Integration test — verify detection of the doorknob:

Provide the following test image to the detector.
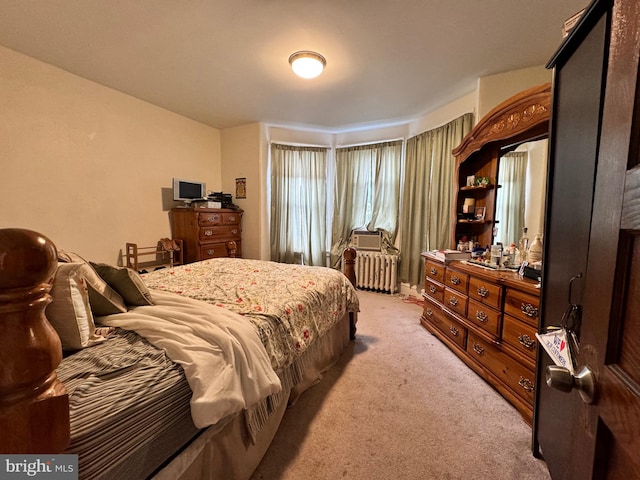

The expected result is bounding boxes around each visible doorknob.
[545,365,596,404]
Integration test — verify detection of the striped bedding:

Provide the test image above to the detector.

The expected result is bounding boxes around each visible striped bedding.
[58,330,199,480]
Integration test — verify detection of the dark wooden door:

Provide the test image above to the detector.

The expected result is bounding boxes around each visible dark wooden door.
[535,0,640,478]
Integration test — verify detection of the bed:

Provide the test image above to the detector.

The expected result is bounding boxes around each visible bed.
[0,228,359,479]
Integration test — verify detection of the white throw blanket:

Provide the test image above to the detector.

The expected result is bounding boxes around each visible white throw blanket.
[99,290,282,428]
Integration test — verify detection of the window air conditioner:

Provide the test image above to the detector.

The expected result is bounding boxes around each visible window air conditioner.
[351,230,382,251]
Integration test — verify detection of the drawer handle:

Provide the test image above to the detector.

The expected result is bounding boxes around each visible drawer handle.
[426,308,433,317]
[449,326,459,337]
[521,303,539,318]
[518,334,536,349]
[207,249,215,255]
[449,297,459,307]
[229,216,236,222]
[518,376,535,393]
[231,229,238,234]
[477,286,489,297]
[472,343,484,356]
[475,310,488,323]
[429,285,437,294]
[204,230,213,236]
[450,275,460,285]
[430,267,438,275]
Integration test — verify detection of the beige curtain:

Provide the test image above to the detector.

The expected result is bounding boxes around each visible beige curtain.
[399,113,474,287]
[330,140,402,266]
[495,151,528,246]
[270,144,327,266]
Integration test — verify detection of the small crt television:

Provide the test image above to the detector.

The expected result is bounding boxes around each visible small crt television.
[173,178,206,205]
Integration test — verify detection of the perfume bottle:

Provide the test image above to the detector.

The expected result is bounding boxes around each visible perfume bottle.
[518,227,530,263]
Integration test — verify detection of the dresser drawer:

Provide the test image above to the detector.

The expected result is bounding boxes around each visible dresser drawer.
[467,332,535,405]
[502,314,538,363]
[443,287,468,317]
[200,243,230,259]
[425,278,444,304]
[467,298,501,337]
[198,212,223,226]
[199,225,242,242]
[425,299,466,349]
[425,260,445,283]
[445,268,469,294]
[468,276,502,310]
[504,289,540,327]
[222,212,242,225]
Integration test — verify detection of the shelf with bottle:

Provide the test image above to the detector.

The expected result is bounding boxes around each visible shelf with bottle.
[460,184,500,192]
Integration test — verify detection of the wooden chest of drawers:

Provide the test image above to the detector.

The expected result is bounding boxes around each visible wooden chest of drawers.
[420,253,540,424]
[170,207,243,263]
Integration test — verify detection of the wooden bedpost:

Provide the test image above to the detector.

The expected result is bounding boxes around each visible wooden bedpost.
[0,229,70,453]
[343,247,357,339]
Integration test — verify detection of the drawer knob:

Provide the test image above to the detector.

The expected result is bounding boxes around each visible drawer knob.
[426,308,433,317]
[518,376,535,393]
[449,326,459,337]
[430,267,438,275]
[450,275,460,285]
[449,297,459,307]
[477,286,489,297]
[229,216,236,222]
[518,334,536,349]
[207,249,215,255]
[204,230,213,236]
[476,310,488,323]
[521,303,539,318]
[472,343,484,356]
[429,285,437,294]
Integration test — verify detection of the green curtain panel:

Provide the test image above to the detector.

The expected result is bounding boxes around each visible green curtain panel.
[399,113,474,288]
[270,144,327,266]
[494,151,527,247]
[330,140,402,267]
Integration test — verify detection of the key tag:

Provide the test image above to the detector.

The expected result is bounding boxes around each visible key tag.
[535,274,583,374]
[536,328,575,374]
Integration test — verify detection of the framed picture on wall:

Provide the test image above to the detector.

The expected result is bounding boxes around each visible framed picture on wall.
[235,178,246,199]
[475,207,486,221]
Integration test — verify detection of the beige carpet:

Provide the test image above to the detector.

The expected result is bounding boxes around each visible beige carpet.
[250,290,551,480]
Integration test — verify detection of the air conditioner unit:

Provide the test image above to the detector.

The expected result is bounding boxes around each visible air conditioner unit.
[351,230,382,251]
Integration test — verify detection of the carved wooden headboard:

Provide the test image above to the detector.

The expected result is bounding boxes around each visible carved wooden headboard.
[0,229,70,453]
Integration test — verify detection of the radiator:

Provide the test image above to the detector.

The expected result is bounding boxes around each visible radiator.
[354,252,399,294]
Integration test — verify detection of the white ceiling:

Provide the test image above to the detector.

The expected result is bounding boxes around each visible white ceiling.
[0,0,587,132]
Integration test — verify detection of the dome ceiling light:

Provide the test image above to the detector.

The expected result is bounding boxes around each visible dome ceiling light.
[288,51,326,79]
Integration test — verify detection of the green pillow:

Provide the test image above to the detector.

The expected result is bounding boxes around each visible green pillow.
[91,262,154,306]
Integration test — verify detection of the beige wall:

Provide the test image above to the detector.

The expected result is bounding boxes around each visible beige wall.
[221,122,263,260]
[0,46,222,264]
[476,65,551,119]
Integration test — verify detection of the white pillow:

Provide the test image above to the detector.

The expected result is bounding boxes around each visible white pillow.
[46,263,107,351]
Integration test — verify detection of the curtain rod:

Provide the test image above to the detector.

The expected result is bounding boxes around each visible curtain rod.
[336,137,405,149]
[270,140,332,149]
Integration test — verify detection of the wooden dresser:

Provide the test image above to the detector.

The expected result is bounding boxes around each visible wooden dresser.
[170,207,243,263]
[420,253,540,423]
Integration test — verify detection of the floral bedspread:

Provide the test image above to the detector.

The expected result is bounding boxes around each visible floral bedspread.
[141,258,359,370]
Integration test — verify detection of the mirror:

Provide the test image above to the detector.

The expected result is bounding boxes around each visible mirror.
[451,83,551,250]
[494,139,548,248]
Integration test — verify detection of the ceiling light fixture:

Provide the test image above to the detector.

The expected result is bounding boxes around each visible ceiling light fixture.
[288,51,326,79]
